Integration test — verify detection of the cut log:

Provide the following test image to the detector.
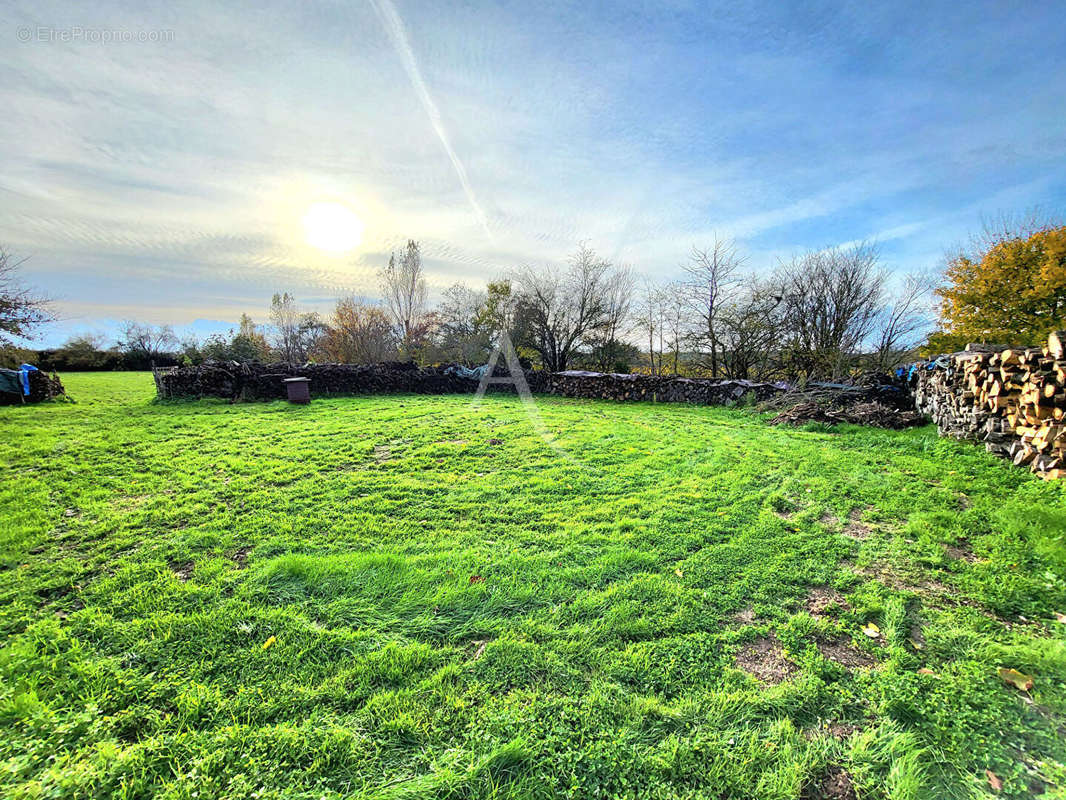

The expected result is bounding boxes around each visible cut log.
[1049,330,1066,360]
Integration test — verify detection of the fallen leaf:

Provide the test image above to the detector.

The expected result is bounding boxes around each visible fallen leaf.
[985,769,1002,792]
[1054,612,1066,624]
[862,623,881,638]
[469,575,484,584]
[261,635,276,651]
[917,668,938,677]
[998,667,1034,691]
[675,568,684,578]
[470,640,487,660]
[909,636,925,651]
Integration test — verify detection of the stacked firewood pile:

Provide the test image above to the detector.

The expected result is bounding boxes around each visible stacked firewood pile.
[758,380,913,412]
[154,361,548,401]
[0,369,66,405]
[768,401,923,429]
[914,331,1066,479]
[549,371,785,405]
[28,370,66,403]
[762,372,920,429]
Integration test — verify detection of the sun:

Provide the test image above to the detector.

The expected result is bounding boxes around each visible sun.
[302,201,364,252]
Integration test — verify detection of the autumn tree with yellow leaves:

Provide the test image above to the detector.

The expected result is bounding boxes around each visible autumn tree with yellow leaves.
[926,223,1066,353]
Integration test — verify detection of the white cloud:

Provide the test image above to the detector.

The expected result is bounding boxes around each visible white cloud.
[1,0,1064,347]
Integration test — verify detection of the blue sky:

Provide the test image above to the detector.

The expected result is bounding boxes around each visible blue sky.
[3,0,1065,347]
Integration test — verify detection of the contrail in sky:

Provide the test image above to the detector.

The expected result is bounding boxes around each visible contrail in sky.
[369,0,494,242]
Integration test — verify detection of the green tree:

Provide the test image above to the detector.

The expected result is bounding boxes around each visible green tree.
[926,224,1066,352]
[230,314,272,361]
[54,334,111,369]
[200,315,272,362]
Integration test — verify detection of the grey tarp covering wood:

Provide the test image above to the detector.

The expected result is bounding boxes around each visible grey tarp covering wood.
[0,368,23,396]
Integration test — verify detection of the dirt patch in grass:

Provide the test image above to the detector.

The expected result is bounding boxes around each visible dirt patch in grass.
[170,560,194,581]
[945,542,979,563]
[802,767,857,800]
[815,634,878,668]
[231,547,252,568]
[805,722,863,740]
[854,560,951,598]
[819,511,837,525]
[806,587,849,618]
[372,446,392,463]
[731,607,756,625]
[36,584,73,604]
[843,508,872,540]
[736,636,796,684]
[828,722,861,739]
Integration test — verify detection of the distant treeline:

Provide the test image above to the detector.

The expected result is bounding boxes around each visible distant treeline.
[21,239,931,380]
[8,217,1064,380]
[34,346,181,372]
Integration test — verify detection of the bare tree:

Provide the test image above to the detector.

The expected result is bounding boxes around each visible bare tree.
[511,243,620,372]
[436,282,490,363]
[776,242,886,379]
[661,282,688,376]
[683,238,745,377]
[379,240,428,359]
[635,279,666,375]
[117,321,178,366]
[0,246,52,346]
[716,279,785,379]
[269,292,301,362]
[295,314,326,362]
[870,271,935,372]
[587,265,634,371]
[970,208,1062,256]
[321,298,397,363]
[269,293,323,363]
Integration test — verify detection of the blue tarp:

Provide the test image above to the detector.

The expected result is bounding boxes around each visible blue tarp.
[899,357,949,382]
[19,363,37,395]
[445,364,490,379]
[0,364,40,396]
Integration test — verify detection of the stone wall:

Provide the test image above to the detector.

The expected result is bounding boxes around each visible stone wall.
[154,361,549,401]
[549,371,786,405]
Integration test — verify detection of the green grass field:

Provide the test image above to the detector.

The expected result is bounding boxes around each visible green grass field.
[2,372,1066,799]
